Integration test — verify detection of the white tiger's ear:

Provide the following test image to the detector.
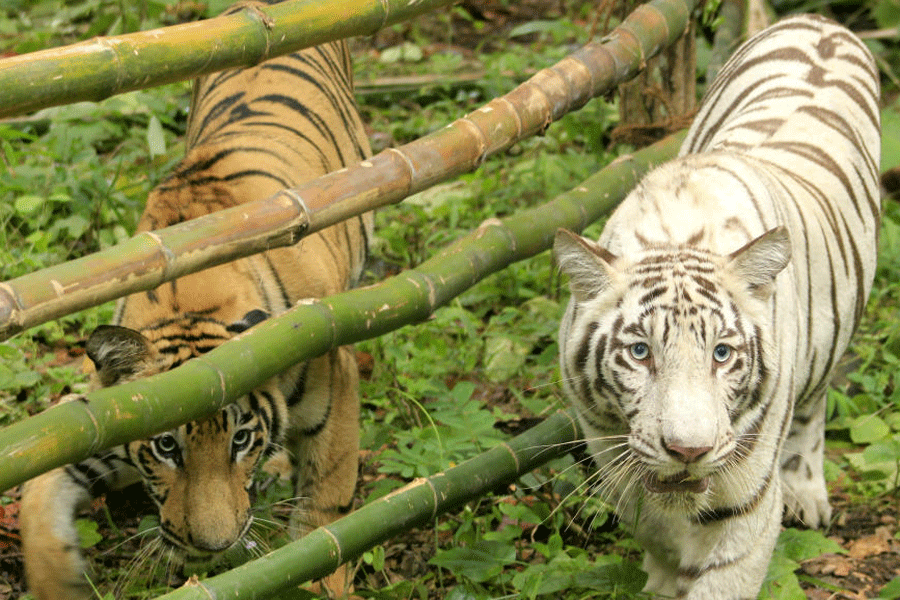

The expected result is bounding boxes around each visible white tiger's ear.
[727,227,791,301]
[86,325,157,387]
[553,228,618,303]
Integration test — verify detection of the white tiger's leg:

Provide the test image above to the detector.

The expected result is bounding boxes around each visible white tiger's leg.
[780,390,830,528]
[639,481,783,600]
[642,550,679,598]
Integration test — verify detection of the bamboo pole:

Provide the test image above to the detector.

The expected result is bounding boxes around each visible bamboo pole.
[155,411,580,599]
[0,0,456,119]
[0,0,698,341]
[0,131,685,495]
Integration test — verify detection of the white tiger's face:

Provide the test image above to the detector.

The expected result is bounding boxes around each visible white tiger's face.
[554,228,791,514]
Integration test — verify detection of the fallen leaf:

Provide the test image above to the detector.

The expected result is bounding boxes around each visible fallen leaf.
[847,532,891,559]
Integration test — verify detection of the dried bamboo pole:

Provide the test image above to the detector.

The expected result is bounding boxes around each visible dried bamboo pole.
[0,131,685,495]
[0,0,699,341]
[155,411,580,599]
[0,0,456,119]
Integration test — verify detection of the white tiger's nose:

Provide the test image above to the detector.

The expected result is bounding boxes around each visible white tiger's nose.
[658,376,721,464]
[664,440,713,463]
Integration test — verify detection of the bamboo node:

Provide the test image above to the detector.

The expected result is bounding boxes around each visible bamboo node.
[0,283,23,325]
[453,117,489,167]
[500,441,520,472]
[385,147,416,194]
[495,97,523,138]
[241,3,275,61]
[179,575,215,600]
[276,189,312,242]
[320,526,344,566]
[520,75,555,134]
[140,230,175,269]
[64,395,103,455]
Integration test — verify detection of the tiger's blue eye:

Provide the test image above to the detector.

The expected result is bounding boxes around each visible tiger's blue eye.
[629,342,650,361]
[713,344,732,363]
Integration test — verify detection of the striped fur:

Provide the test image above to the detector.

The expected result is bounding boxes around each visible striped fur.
[20,3,370,599]
[554,15,879,600]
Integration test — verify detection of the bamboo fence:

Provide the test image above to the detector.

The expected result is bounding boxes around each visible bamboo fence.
[0,0,697,594]
[0,129,684,494]
[0,0,698,341]
[156,411,581,599]
[0,0,458,119]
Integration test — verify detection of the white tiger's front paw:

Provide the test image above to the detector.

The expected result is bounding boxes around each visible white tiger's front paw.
[781,469,831,528]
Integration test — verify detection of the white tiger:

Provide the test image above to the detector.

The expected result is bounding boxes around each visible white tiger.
[554,14,880,599]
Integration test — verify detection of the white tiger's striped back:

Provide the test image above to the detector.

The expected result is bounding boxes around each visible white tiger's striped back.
[554,14,880,600]
[681,13,881,414]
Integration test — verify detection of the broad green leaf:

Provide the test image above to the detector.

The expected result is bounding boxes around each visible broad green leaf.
[449,380,476,403]
[75,518,103,549]
[429,540,516,583]
[444,588,481,600]
[379,42,423,64]
[850,414,891,444]
[0,344,21,360]
[14,194,44,215]
[483,335,529,382]
[759,567,805,600]
[863,437,900,464]
[777,528,845,562]
[509,20,558,38]
[880,575,900,599]
[881,103,900,172]
[574,559,647,593]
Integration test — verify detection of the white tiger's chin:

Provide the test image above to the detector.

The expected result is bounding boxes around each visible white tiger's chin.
[644,472,710,494]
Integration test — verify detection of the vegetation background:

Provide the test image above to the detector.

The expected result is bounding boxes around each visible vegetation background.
[0,0,899,598]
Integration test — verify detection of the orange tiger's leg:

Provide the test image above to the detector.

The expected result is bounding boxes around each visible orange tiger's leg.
[288,346,360,598]
[20,468,93,600]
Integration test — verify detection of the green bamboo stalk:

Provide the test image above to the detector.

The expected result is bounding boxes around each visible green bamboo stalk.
[0,0,456,119]
[0,0,699,341]
[156,411,580,599]
[0,130,685,495]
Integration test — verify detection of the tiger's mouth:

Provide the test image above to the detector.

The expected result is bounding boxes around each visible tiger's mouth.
[644,471,709,494]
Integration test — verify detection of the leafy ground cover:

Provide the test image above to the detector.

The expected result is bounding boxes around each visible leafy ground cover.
[1,0,899,599]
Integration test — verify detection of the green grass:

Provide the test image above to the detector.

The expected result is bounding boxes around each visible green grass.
[1,1,899,599]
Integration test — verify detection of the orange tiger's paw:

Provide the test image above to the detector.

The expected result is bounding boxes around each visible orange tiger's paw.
[21,521,92,600]
[20,472,92,600]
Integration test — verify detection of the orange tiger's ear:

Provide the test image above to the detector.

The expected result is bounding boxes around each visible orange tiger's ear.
[86,325,157,387]
[226,309,270,334]
[727,227,792,301]
[553,228,619,302]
